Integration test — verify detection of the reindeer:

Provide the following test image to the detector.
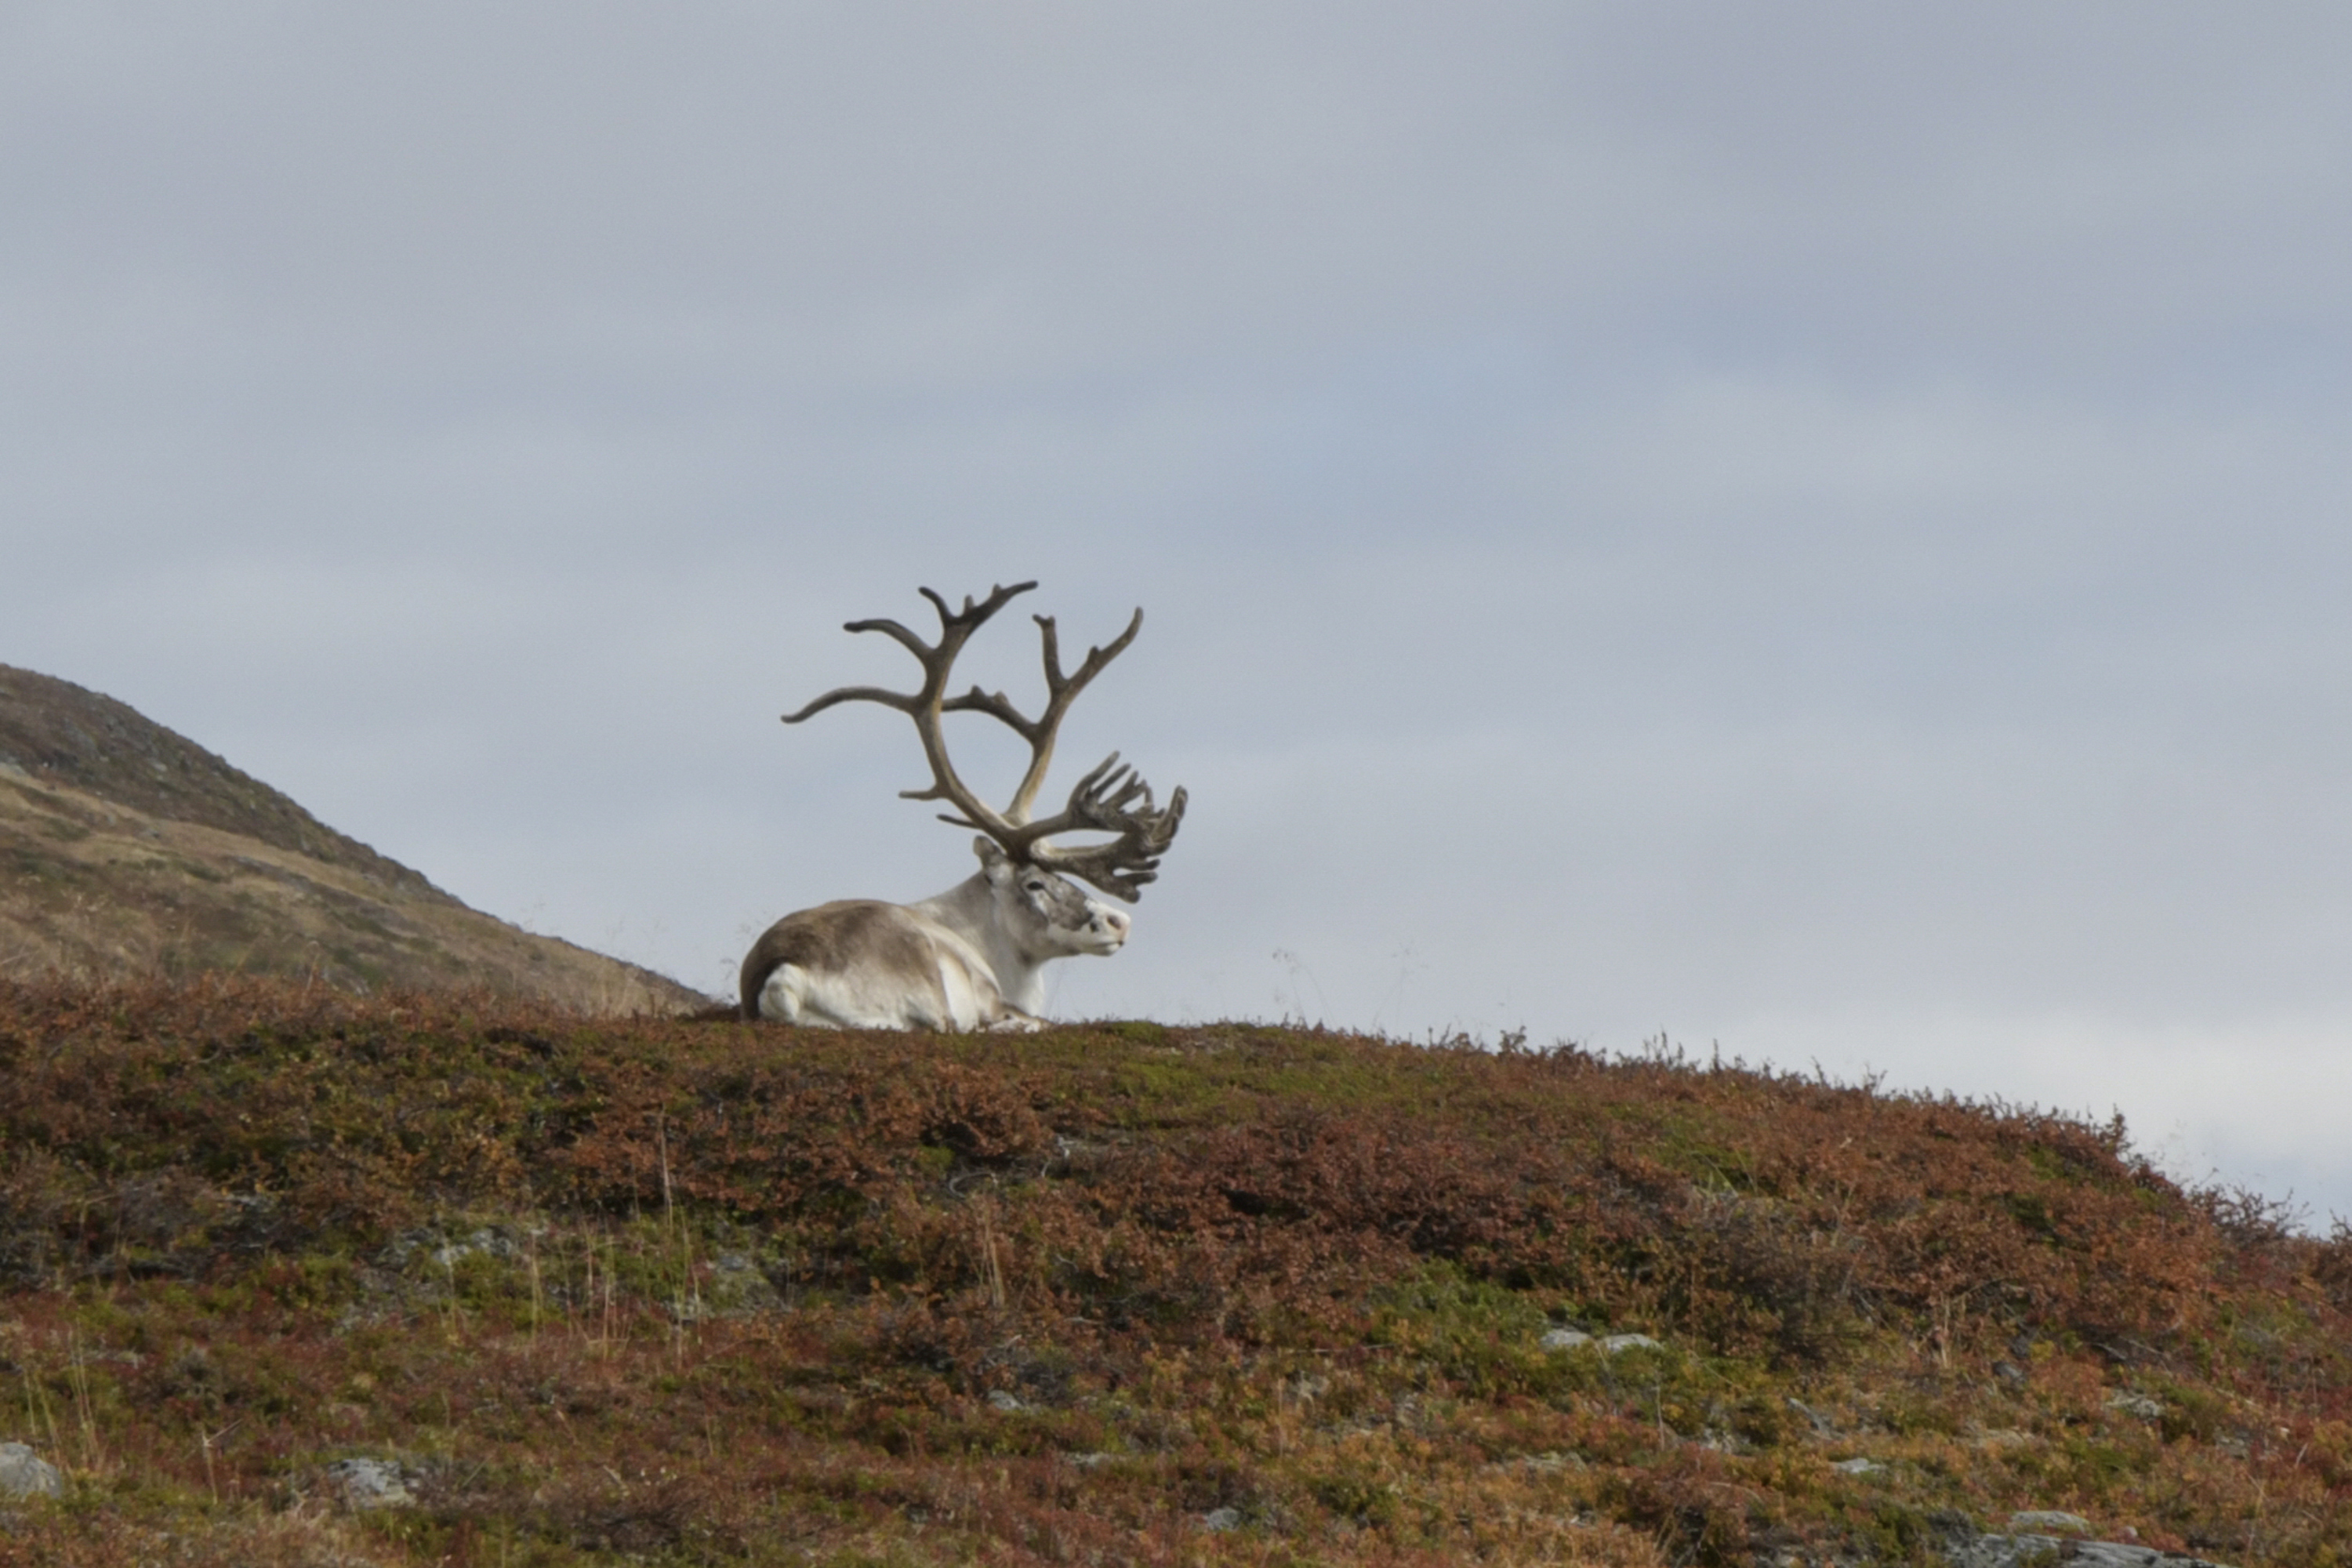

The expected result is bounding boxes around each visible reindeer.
[739,582,1185,1029]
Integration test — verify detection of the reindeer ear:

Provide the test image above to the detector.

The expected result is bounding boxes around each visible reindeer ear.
[972,836,1010,869]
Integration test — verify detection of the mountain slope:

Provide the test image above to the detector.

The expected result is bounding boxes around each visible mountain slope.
[0,664,440,898]
[0,665,702,1011]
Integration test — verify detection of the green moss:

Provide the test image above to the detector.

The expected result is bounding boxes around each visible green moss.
[1309,1465,1400,1528]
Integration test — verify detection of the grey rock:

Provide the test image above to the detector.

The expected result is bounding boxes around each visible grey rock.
[326,1457,415,1509]
[1946,1530,2234,1567]
[1831,1456,1882,1475]
[0,1443,61,1498]
[1787,1396,1839,1435]
[1200,1506,1243,1533]
[428,1227,514,1268]
[1540,1329,1666,1355]
[703,1252,785,1314]
[2107,1392,2165,1419]
[986,1389,1025,1412]
[2011,1512,2092,1534]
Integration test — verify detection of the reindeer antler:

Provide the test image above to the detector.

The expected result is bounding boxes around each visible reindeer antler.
[1020,752,1188,901]
[782,583,1186,902]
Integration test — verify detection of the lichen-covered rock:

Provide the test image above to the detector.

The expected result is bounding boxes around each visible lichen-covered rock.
[2010,1511,2093,1534]
[1539,1328,1664,1354]
[0,1442,60,1498]
[1946,1530,2232,1567]
[325,1457,415,1509]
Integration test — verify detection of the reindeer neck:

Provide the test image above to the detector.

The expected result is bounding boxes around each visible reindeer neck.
[911,873,1049,1011]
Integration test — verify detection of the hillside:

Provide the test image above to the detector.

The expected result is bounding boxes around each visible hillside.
[0,978,2344,1566]
[0,665,701,1012]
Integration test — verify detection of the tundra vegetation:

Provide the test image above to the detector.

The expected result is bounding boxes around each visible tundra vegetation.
[0,977,2348,1566]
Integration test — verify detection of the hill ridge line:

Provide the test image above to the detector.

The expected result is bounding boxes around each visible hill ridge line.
[0,662,450,900]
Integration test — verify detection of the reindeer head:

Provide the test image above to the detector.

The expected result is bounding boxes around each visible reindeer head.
[782,581,1187,906]
[971,835,1132,964]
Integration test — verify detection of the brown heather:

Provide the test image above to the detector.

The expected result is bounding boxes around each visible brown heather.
[0,977,2345,1566]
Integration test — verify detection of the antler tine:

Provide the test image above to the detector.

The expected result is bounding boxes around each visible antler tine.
[939,684,1036,739]
[1019,751,1189,902]
[781,682,918,724]
[780,582,1041,844]
[1008,607,1145,822]
[922,581,1039,640]
[837,613,932,662]
[935,604,1146,826]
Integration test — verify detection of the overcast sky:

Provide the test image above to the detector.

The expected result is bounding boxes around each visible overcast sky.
[7,3,2350,1218]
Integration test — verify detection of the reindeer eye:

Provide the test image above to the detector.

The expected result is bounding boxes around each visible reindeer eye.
[1024,879,1047,893]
